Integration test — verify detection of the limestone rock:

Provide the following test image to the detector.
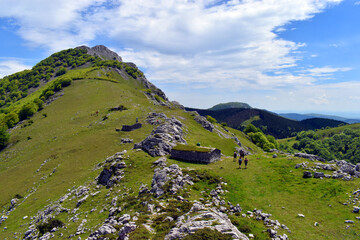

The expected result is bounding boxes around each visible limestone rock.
[134,114,186,157]
[194,115,214,132]
[165,202,248,240]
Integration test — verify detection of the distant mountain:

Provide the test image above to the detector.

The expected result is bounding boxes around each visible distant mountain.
[208,102,251,111]
[279,113,360,124]
[186,107,347,139]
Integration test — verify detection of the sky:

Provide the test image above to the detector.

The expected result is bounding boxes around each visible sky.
[0,0,360,118]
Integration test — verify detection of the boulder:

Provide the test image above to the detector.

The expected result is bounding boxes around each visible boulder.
[303,171,312,178]
[313,172,325,178]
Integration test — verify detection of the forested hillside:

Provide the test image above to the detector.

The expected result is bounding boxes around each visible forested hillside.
[280,124,360,164]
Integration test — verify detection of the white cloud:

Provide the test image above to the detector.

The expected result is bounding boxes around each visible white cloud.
[305,66,352,77]
[0,0,347,101]
[0,60,31,78]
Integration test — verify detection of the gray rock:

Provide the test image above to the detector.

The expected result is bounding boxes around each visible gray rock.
[118,222,136,240]
[153,157,167,168]
[134,115,186,157]
[78,45,122,62]
[98,169,113,186]
[353,206,360,213]
[303,171,312,178]
[194,115,214,132]
[76,195,88,207]
[313,172,325,178]
[165,202,248,240]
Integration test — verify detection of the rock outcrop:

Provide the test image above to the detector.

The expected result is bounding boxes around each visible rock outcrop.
[97,151,127,188]
[134,113,186,157]
[77,45,122,62]
[165,202,249,240]
[150,164,193,197]
[194,115,214,132]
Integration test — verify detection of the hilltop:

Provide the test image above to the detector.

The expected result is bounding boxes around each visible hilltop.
[0,46,360,240]
[208,102,252,111]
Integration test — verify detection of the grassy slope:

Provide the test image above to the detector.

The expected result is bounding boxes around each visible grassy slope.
[0,70,360,239]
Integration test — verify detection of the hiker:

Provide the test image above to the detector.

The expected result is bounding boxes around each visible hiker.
[244,157,249,169]
[233,151,237,162]
[239,149,245,160]
[238,155,242,169]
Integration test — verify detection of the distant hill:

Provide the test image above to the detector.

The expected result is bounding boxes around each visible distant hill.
[208,102,251,111]
[186,107,346,139]
[279,113,360,124]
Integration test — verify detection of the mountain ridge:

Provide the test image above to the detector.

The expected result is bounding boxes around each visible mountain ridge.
[186,107,346,138]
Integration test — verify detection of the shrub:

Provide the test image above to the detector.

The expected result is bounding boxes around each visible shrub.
[0,127,9,149]
[18,103,38,120]
[206,115,217,124]
[44,90,55,99]
[34,98,44,110]
[4,112,19,128]
[55,67,67,76]
[37,219,64,235]
[244,124,261,134]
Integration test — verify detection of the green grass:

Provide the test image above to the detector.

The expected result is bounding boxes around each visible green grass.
[172,144,214,152]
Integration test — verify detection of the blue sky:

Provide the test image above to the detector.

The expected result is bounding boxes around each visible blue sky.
[0,0,360,118]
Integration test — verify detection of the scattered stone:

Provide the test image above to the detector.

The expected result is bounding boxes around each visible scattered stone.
[297,214,305,218]
[121,138,133,144]
[345,220,354,223]
[353,207,360,213]
[294,153,325,162]
[314,222,319,227]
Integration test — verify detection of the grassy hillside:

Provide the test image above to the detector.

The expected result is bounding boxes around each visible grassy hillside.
[1,49,360,239]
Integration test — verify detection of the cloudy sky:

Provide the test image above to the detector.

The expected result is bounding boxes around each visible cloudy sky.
[0,0,360,117]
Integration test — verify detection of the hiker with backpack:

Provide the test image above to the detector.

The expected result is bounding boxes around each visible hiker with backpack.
[233,151,237,162]
[244,157,249,169]
[238,149,245,169]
